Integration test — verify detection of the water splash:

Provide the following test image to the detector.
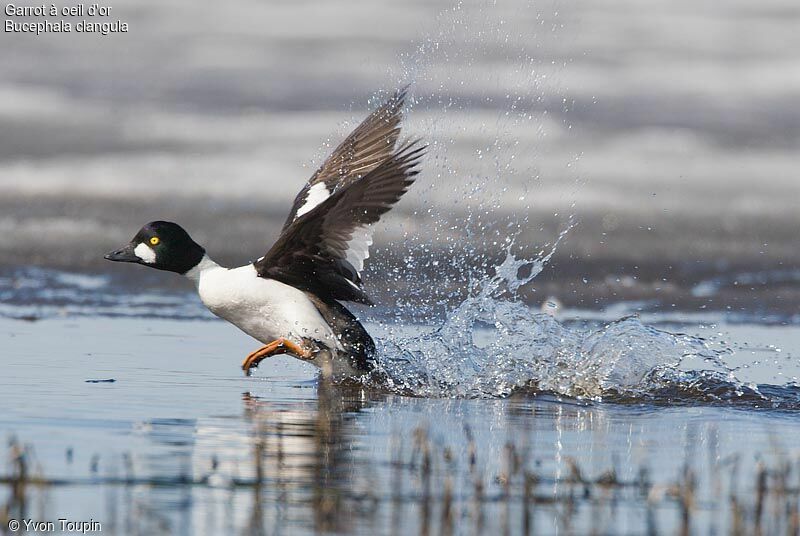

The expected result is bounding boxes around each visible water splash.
[369,243,759,401]
[359,2,777,403]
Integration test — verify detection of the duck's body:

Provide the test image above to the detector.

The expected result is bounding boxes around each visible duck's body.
[187,257,335,348]
[186,256,371,377]
[105,89,422,378]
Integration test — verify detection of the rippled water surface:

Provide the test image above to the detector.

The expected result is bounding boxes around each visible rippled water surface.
[2,0,799,532]
[1,276,799,534]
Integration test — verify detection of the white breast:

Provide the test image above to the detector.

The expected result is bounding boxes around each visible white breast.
[186,258,339,349]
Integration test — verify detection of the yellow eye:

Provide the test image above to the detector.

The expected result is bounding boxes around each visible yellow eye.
[149,236,160,246]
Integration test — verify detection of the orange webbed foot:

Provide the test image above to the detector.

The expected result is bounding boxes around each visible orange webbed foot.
[242,337,313,376]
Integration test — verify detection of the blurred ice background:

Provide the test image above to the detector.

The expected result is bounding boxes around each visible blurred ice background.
[1,0,798,311]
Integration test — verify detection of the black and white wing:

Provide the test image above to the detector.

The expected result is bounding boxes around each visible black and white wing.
[255,140,425,304]
[282,88,408,230]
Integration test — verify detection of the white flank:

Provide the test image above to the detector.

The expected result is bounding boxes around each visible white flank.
[294,182,330,219]
[185,257,342,351]
[345,225,374,274]
[133,242,157,264]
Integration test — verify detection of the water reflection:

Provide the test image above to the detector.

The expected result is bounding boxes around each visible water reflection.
[4,380,800,535]
[239,381,372,534]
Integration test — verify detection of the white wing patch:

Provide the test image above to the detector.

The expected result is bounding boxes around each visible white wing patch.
[344,225,374,274]
[134,242,157,264]
[295,182,330,220]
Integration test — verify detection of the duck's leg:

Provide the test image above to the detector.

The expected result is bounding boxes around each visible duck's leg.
[242,337,313,375]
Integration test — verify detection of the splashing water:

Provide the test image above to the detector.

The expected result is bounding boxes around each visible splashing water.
[363,219,789,403]
[373,246,735,400]
[356,2,800,406]
[370,242,799,404]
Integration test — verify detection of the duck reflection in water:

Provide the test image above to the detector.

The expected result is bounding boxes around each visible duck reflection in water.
[241,379,377,535]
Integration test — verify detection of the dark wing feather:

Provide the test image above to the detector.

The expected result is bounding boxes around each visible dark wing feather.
[304,292,376,372]
[256,141,425,303]
[282,87,409,230]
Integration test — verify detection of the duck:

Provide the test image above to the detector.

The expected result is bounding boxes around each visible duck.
[104,88,424,378]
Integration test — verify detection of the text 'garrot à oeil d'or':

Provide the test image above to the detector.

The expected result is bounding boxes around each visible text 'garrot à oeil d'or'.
[5,3,129,35]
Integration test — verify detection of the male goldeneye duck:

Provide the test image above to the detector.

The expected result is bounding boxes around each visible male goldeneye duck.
[105,89,424,379]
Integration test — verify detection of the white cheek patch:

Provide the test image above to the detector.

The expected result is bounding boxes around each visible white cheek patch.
[295,182,330,219]
[134,242,157,264]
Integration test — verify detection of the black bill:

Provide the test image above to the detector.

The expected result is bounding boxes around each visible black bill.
[104,243,141,263]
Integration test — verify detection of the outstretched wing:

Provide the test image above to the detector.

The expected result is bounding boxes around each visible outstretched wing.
[255,140,425,304]
[282,87,408,230]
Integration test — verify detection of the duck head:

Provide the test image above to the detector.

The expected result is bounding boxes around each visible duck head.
[104,221,205,274]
